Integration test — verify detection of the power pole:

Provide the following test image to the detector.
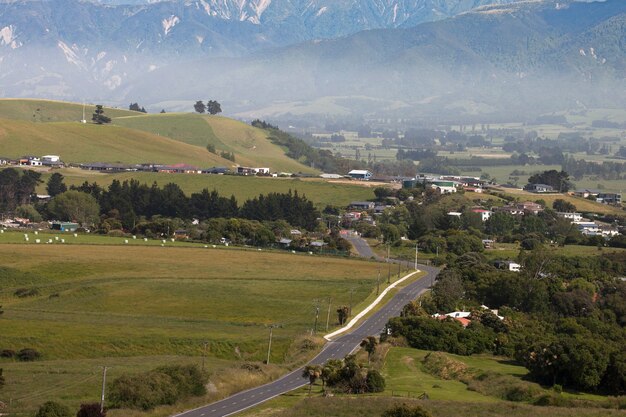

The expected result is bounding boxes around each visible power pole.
[349,288,355,317]
[325,297,332,331]
[387,262,391,284]
[377,268,381,295]
[202,341,209,372]
[313,302,320,335]
[397,260,401,278]
[415,243,418,270]
[266,326,274,365]
[100,366,108,414]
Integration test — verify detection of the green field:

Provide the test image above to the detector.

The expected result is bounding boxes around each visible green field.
[37,168,375,208]
[0,240,383,415]
[238,347,623,417]
[114,114,317,174]
[0,99,137,122]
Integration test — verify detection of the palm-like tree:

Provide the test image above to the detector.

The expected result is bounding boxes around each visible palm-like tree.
[302,364,322,395]
[360,336,378,364]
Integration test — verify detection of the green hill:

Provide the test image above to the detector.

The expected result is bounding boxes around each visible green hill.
[113,113,317,173]
[0,118,231,166]
[0,99,318,173]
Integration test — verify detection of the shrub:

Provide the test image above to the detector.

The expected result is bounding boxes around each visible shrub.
[366,370,386,393]
[0,349,15,358]
[76,403,106,417]
[35,401,72,417]
[421,352,469,380]
[17,348,41,361]
[381,403,432,417]
[14,287,39,298]
[108,365,206,410]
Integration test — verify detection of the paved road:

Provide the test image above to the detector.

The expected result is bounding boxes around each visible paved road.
[173,240,439,417]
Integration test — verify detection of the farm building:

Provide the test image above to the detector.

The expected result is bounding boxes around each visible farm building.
[51,222,79,232]
[348,170,373,180]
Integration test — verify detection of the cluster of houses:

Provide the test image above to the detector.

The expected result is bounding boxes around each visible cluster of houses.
[0,155,63,167]
[572,189,622,206]
[432,305,505,327]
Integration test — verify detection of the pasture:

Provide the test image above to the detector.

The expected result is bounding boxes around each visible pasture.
[37,168,375,208]
[0,241,382,415]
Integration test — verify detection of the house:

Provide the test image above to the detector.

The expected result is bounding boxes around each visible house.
[20,156,42,166]
[348,170,373,180]
[237,166,271,175]
[447,211,462,218]
[174,230,189,239]
[51,222,79,232]
[0,156,10,165]
[349,201,375,211]
[428,180,457,194]
[557,212,583,222]
[494,260,521,272]
[517,201,544,214]
[290,229,302,236]
[471,208,492,221]
[310,241,327,248]
[202,167,229,174]
[574,221,601,236]
[524,183,555,193]
[465,186,483,193]
[573,189,601,199]
[278,238,292,247]
[482,239,494,249]
[41,155,60,163]
[596,193,622,205]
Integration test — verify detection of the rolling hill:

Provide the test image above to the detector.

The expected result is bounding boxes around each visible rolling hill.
[0,99,317,172]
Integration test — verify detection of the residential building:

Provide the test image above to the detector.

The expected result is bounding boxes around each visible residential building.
[348,169,373,180]
[557,212,583,222]
[320,173,344,179]
[494,260,521,272]
[596,193,622,205]
[349,201,375,210]
[471,208,492,221]
[524,183,554,193]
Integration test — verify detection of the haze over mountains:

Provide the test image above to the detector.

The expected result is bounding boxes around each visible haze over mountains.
[0,0,624,120]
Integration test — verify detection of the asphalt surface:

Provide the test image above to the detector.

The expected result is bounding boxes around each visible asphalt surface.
[173,237,439,417]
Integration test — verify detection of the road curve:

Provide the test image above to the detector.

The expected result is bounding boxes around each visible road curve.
[173,246,439,417]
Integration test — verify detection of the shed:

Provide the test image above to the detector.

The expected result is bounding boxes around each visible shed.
[51,222,79,232]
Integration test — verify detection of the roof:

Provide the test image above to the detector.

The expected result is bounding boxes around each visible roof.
[278,238,292,244]
[348,170,372,175]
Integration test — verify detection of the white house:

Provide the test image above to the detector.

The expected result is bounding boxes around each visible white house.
[557,212,583,222]
[41,155,61,163]
[348,170,373,180]
[472,208,492,221]
[574,221,601,236]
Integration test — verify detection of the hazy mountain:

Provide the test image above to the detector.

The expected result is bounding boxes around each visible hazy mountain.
[0,0,624,119]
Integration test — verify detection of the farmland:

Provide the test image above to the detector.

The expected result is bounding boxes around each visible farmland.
[0,240,382,415]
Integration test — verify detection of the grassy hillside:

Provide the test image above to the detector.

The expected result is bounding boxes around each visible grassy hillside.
[0,238,381,415]
[38,168,374,207]
[113,113,318,173]
[0,99,138,122]
[0,118,231,166]
[0,99,317,173]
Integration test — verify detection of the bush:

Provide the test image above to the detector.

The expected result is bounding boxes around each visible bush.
[108,365,206,410]
[381,403,432,417]
[366,369,386,393]
[17,348,41,361]
[0,349,15,358]
[35,401,72,417]
[76,403,106,417]
[14,287,39,298]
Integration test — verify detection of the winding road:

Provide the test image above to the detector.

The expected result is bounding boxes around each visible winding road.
[172,236,439,417]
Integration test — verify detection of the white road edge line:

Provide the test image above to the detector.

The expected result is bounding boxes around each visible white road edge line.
[323,270,420,341]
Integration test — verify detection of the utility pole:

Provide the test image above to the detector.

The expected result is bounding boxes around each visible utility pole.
[100,366,108,414]
[397,260,401,278]
[377,268,381,295]
[313,302,320,335]
[415,243,418,270]
[349,288,355,317]
[387,262,391,284]
[201,341,209,372]
[325,297,332,331]
[266,326,274,364]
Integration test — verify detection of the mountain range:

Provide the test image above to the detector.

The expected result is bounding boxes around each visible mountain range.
[0,0,624,120]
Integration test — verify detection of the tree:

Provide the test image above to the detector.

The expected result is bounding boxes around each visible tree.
[92,105,111,124]
[193,101,206,113]
[552,199,576,212]
[206,100,222,115]
[485,211,516,236]
[337,305,349,325]
[76,403,106,417]
[302,364,322,395]
[0,368,4,390]
[360,336,378,364]
[47,190,100,226]
[15,204,42,222]
[365,369,385,392]
[35,401,72,417]
[527,170,571,192]
[47,173,67,197]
